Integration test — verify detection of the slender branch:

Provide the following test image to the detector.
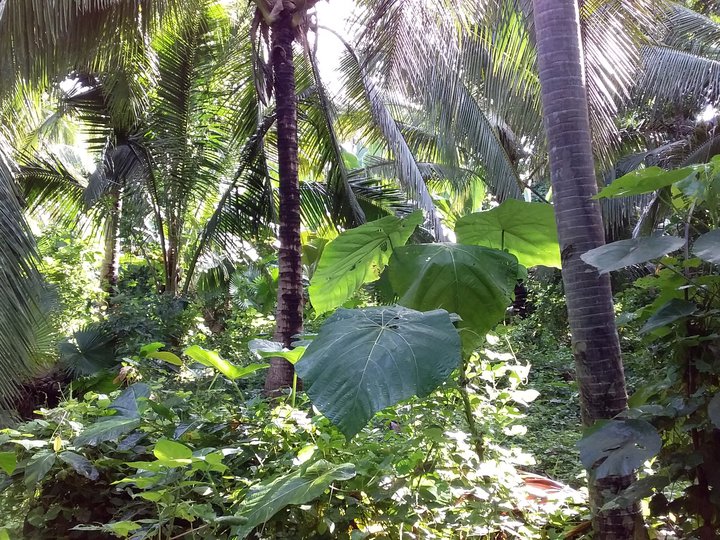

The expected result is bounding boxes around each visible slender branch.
[522,159,551,203]
[458,355,484,462]
[132,143,168,292]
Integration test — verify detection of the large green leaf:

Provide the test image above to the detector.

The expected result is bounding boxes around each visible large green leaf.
[581,236,685,274]
[248,339,305,365]
[594,167,696,199]
[388,244,517,341]
[640,299,697,334]
[708,393,720,429]
[0,452,16,475]
[183,345,265,380]
[153,439,192,467]
[693,229,720,264]
[24,450,56,487]
[233,460,356,539]
[74,417,141,447]
[74,383,149,446]
[455,200,561,268]
[146,350,183,366]
[108,383,150,419]
[295,306,461,438]
[578,420,661,479]
[308,211,422,314]
[58,451,99,481]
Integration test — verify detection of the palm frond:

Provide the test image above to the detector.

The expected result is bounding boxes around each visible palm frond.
[183,113,276,290]
[0,136,48,412]
[581,0,650,168]
[639,45,720,109]
[18,151,88,229]
[347,175,414,221]
[303,48,366,227]
[0,0,177,101]
[681,134,720,165]
[334,32,444,239]
[663,2,720,60]
[350,0,528,202]
[58,323,117,377]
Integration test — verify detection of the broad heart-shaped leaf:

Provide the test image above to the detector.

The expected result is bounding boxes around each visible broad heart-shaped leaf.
[103,521,141,537]
[594,166,697,199]
[295,307,461,438]
[248,339,305,365]
[58,451,99,481]
[640,299,697,334]
[183,345,263,380]
[153,439,192,467]
[108,383,151,419]
[233,460,356,539]
[455,200,561,268]
[24,450,56,487]
[140,342,165,355]
[0,452,16,475]
[581,236,685,274]
[308,211,423,314]
[578,419,661,479]
[146,350,182,366]
[74,417,140,447]
[388,244,518,341]
[693,229,720,264]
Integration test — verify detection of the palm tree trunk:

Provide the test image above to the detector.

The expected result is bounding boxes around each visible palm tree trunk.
[264,8,303,394]
[165,223,181,296]
[100,181,123,299]
[532,1,641,538]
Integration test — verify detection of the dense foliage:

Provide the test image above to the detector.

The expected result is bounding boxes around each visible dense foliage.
[1,0,720,538]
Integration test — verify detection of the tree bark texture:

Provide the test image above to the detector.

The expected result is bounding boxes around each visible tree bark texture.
[264,8,303,394]
[100,181,123,298]
[165,219,182,296]
[532,1,640,538]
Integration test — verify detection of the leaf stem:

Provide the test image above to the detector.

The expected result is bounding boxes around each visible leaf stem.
[458,355,484,462]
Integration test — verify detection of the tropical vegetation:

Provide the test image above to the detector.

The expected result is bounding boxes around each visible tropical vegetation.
[1,0,720,539]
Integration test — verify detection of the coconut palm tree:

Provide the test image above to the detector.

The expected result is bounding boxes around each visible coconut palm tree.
[532,1,638,537]
[350,0,720,231]
[249,0,308,392]
[5,0,422,394]
[0,0,180,414]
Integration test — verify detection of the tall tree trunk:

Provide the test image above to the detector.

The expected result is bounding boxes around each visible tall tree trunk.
[264,8,303,394]
[165,220,181,296]
[100,181,123,299]
[533,1,641,538]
